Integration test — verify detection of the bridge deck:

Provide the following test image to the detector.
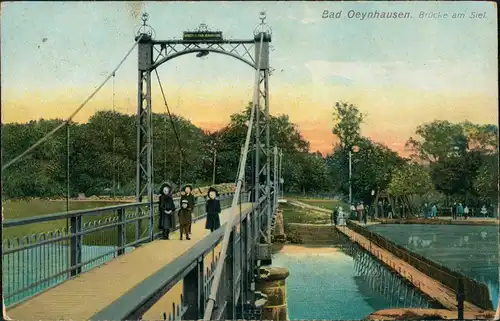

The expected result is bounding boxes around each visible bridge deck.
[337,225,485,312]
[7,203,253,321]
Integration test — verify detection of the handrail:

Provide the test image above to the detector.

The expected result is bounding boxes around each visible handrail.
[2,192,237,307]
[3,193,233,227]
[90,203,256,321]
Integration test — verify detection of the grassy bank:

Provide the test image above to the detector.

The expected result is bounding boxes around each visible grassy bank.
[296,198,348,210]
[3,200,126,240]
[280,202,330,225]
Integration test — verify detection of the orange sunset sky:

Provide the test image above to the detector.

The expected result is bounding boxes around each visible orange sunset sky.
[1,2,498,156]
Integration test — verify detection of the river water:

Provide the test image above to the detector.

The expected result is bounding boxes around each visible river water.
[368,224,499,309]
[272,245,430,320]
[3,245,134,306]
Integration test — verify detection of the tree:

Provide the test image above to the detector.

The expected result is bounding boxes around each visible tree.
[473,153,498,203]
[326,137,405,203]
[331,101,364,150]
[388,162,434,201]
[211,103,313,192]
[406,120,467,163]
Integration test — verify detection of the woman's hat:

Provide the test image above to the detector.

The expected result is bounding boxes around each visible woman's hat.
[207,187,218,196]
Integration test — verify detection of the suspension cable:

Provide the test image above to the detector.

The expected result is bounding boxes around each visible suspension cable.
[154,69,188,186]
[112,72,116,198]
[1,35,144,171]
[66,122,70,234]
[154,69,186,162]
[203,32,265,321]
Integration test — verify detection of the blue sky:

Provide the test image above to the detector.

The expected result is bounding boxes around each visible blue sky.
[1,1,497,153]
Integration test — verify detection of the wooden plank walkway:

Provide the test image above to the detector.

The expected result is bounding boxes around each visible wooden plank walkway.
[336,225,485,312]
[7,203,253,321]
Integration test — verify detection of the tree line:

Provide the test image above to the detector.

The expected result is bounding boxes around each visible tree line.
[1,103,328,199]
[2,101,497,210]
[328,101,498,213]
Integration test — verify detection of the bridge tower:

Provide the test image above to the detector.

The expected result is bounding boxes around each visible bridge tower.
[133,10,273,266]
[252,12,273,265]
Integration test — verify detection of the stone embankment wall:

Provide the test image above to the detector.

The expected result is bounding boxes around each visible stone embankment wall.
[347,220,493,311]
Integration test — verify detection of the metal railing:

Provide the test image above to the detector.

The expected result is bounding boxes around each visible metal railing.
[91,193,267,321]
[2,192,240,306]
[346,220,493,311]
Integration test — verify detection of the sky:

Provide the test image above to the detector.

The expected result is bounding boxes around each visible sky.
[1,1,498,156]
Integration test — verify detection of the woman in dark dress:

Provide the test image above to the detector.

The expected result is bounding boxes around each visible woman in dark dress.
[158,183,176,239]
[205,187,221,232]
[180,185,196,234]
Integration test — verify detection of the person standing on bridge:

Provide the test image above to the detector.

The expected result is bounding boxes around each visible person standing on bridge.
[181,185,195,234]
[158,183,176,239]
[178,199,192,240]
[205,187,221,232]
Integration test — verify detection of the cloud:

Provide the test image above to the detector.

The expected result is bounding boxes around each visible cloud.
[300,17,319,24]
[304,60,497,95]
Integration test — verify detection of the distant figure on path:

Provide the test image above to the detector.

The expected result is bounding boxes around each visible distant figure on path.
[350,204,356,220]
[457,203,464,220]
[481,205,488,217]
[181,185,196,234]
[423,203,430,219]
[451,202,457,220]
[332,208,338,226]
[356,202,364,222]
[158,183,176,239]
[431,204,437,218]
[464,206,469,220]
[178,199,192,240]
[205,187,221,232]
[337,206,346,226]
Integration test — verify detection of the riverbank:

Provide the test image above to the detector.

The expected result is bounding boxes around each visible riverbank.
[377,216,498,226]
[366,308,495,320]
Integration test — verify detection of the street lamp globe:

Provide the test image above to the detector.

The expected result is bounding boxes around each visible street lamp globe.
[352,145,360,153]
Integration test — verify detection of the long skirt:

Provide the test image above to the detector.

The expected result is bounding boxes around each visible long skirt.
[160,213,174,230]
[205,212,221,231]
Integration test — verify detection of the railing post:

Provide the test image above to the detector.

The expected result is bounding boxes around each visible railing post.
[117,208,126,256]
[70,214,82,276]
[457,277,464,319]
[226,227,236,319]
[241,215,248,307]
[136,210,142,242]
[183,257,203,320]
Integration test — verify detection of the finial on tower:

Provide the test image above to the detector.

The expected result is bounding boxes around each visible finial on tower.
[134,12,155,40]
[254,11,272,37]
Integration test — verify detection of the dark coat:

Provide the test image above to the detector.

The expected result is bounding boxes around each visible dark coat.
[181,193,196,212]
[158,183,176,230]
[159,194,176,230]
[178,208,192,226]
[205,198,221,230]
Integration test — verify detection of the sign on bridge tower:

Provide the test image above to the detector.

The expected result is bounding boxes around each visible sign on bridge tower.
[134,14,273,260]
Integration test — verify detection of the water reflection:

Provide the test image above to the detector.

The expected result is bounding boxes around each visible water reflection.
[369,224,499,309]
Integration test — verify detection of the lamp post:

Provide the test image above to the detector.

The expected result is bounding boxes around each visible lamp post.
[453,145,467,204]
[348,145,360,205]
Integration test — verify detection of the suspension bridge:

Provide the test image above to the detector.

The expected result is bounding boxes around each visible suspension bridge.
[2,12,283,321]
